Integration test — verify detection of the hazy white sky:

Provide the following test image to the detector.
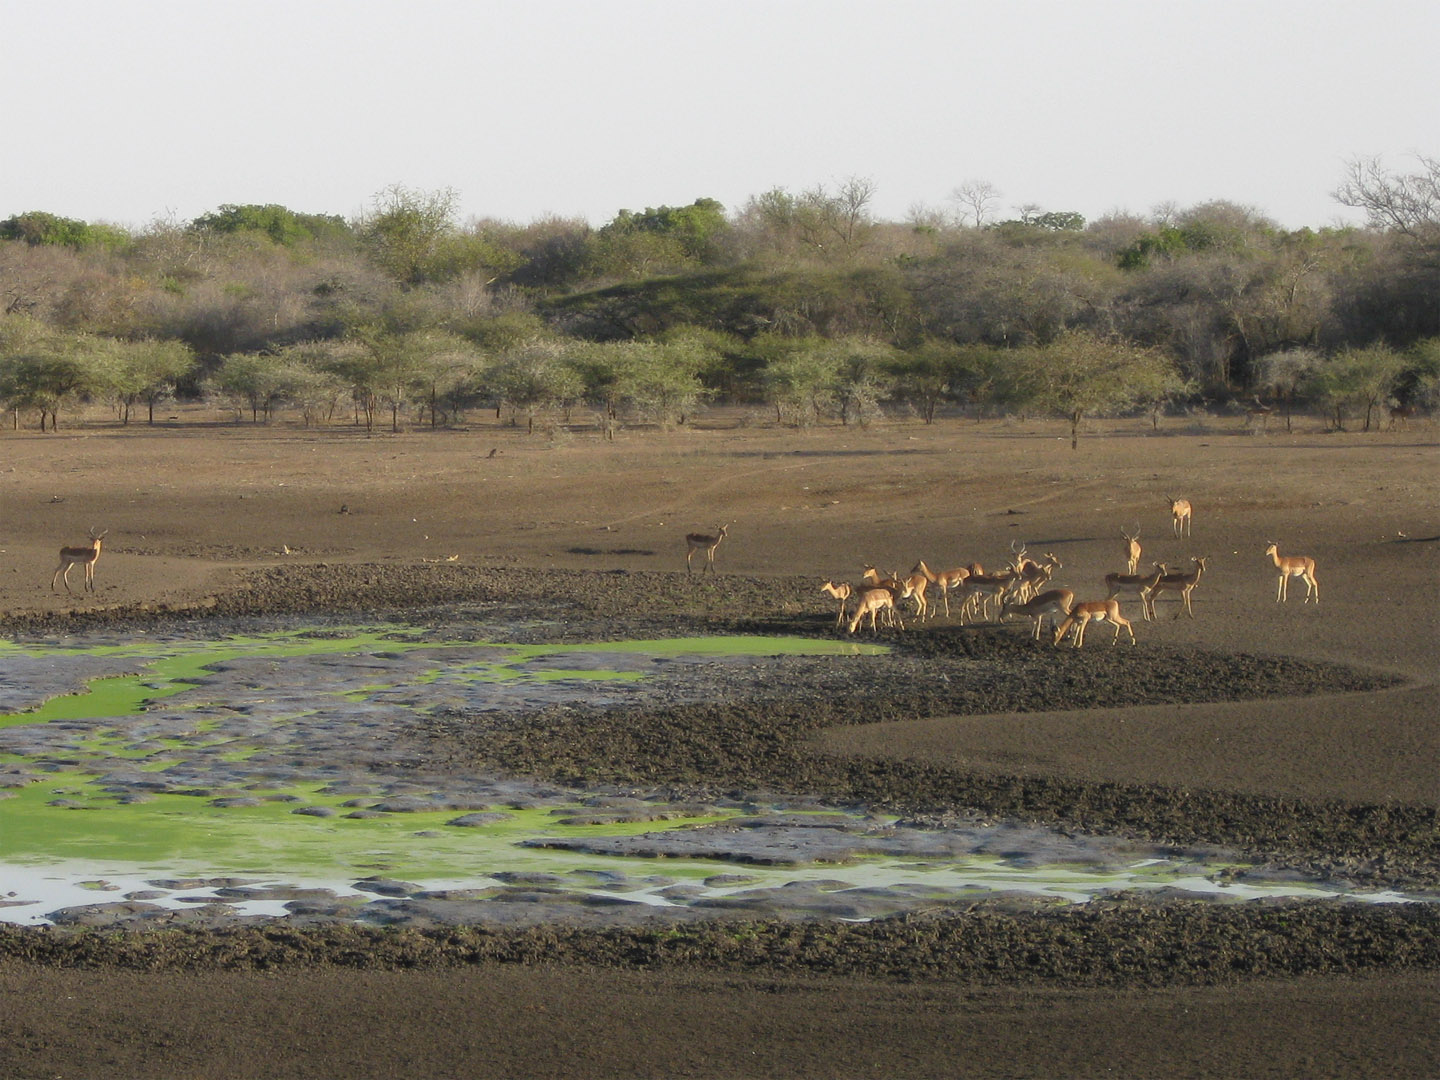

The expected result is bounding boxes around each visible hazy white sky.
[3,0,1434,231]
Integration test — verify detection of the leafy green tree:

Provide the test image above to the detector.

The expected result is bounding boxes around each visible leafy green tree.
[1307,344,1407,431]
[884,340,1000,423]
[274,350,349,426]
[191,204,350,246]
[332,330,474,432]
[358,184,460,285]
[569,340,637,438]
[0,318,101,430]
[490,341,582,434]
[752,334,839,427]
[0,212,129,251]
[211,352,295,423]
[101,338,197,424]
[626,332,715,429]
[995,330,1182,448]
[406,334,484,427]
[829,338,896,427]
[1403,337,1440,411]
[586,199,728,279]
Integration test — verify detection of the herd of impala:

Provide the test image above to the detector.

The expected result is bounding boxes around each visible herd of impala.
[800,496,1320,646]
[48,501,1322,632]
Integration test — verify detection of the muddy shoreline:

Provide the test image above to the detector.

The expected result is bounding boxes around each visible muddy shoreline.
[2,563,1436,988]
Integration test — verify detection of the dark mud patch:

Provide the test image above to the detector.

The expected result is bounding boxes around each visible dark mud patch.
[3,900,1437,988]
[410,633,1432,890]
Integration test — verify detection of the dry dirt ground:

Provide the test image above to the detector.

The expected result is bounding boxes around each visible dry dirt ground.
[1,406,1437,1078]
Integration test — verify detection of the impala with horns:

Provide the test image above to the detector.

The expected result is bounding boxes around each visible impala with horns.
[1122,525,1142,575]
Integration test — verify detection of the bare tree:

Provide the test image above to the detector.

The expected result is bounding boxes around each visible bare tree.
[950,180,1002,228]
[1334,155,1440,332]
[1334,155,1440,240]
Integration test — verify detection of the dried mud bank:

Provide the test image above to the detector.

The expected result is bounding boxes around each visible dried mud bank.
[3,563,1436,986]
[3,901,1439,987]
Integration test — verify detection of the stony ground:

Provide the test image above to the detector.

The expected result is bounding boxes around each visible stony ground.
[1,408,1437,1078]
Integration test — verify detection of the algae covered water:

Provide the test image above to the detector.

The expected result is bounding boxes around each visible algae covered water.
[0,622,1425,926]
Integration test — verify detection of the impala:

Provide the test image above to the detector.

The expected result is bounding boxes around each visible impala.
[1103,563,1166,621]
[1265,542,1318,603]
[846,582,912,635]
[863,565,926,621]
[1122,525,1143,575]
[1012,551,1062,602]
[1000,587,1075,640]
[820,580,853,628]
[1168,496,1192,538]
[685,524,728,574]
[956,569,1018,623]
[1146,556,1208,618]
[1387,404,1416,431]
[1244,398,1274,431]
[1052,599,1136,647]
[912,560,971,618]
[52,528,108,594]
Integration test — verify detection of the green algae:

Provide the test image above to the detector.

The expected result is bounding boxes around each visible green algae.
[0,777,741,882]
[0,628,884,729]
[0,628,888,886]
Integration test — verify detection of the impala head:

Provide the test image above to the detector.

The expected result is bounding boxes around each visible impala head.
[1122,524,1140,542]
[1264,541,1279,556]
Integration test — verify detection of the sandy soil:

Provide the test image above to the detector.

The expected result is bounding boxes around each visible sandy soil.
[1,407,1437,1078]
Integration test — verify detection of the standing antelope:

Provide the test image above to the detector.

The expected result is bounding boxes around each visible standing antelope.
[1265,543,1318,604]
[820,580,853,628]
[863,566,926,621]
[1104,563,1166,621]
[1168,497,1192,538]
[1244,398,1274,431]
[1000,588,1075,641]
[1012,552,1062,602]
[956,569,1018,623]
[1052,599,1136,647]
[1146,556,1208,618]
[912,560,971,618]
[1122,525,1142,575]
[685,524,728,574]
[52,528,108,594]
[846,582,913,635]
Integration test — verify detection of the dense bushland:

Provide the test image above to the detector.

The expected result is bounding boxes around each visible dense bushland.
[2,163,1437,437]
